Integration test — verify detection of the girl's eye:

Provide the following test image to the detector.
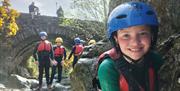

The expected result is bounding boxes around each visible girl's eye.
[121,33,130,39]
[139,31,150,36]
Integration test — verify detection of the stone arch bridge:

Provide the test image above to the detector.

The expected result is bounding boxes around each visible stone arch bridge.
[0,13,102,78]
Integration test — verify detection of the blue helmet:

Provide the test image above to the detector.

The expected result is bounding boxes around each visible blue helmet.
[74,37,81,44]
[39,31,47,37]
[107,1,159,38]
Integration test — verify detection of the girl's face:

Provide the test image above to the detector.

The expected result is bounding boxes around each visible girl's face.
[56,42,62,46]
[114,25,151,61]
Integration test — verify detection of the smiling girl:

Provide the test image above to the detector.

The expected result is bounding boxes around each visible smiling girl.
[97,1,163,91]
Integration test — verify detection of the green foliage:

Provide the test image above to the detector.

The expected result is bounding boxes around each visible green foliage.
[0,0,20,37]
[71,0,109,22]
[26,56,38,78]
[59,18,83,30]
[59,18,70,25]
[58,0,109,40]
[62,50,74,76]
[59,17,105,40]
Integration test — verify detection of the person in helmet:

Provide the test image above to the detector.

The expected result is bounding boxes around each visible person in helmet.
[33,31,55,90]
[49,37,67,85]
[80,39,86,46]
[97,1,164,91]
[68,37,84,68]
[88,39,96,46]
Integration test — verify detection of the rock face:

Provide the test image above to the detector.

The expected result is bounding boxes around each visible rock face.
[158,35,180,91]
[70,58,97,91]
[0,74,71,91]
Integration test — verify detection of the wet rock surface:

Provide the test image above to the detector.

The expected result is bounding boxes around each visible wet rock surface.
[0,74,71,91]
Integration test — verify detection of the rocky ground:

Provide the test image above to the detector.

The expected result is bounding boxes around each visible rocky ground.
[0,74,71,91]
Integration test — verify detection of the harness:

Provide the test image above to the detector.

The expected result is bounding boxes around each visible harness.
[74,44,84,56]
[54,46,65,57]
[115,56,156,91]
[37,40,51,52]
[94,48,158,91]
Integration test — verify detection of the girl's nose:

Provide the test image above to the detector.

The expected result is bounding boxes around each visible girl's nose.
[130,36,141,47]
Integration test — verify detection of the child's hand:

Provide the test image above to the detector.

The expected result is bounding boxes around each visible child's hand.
[34,61,38,65]
[61,60,64,65]
[51,60,57,66]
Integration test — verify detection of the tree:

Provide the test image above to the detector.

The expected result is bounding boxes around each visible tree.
[71,0,109,22]
[58,0,109,40]
[63,0,110,39]
[0,0,20,38]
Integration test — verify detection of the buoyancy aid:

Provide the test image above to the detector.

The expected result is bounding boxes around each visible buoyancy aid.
[115,56,156,91]
[95,48,158,91]
[37,40,51,52]
[54,46,65,57]
[74,44,84,56]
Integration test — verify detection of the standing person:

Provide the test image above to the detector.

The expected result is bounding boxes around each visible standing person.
[33,31,55,90]
[29,2,38,19]
[68,37,84,68]
[49,37,67,85]
[88,39,96,46]
[97,1,164,91]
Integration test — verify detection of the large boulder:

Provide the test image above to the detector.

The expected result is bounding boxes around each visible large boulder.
[6,74,36,89]
[0,83,6,89]
[70,58,97,91]
[53,83,71,91]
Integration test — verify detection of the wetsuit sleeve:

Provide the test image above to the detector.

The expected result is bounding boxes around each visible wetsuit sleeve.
[68,46,76,60]
[33,43,39,61]
[63,48,67,60]
[98,58,120,91]
[49,43,54,60]
[152,52,164,71]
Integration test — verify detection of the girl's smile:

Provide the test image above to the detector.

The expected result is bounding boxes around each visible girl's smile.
[114,25,151,61]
